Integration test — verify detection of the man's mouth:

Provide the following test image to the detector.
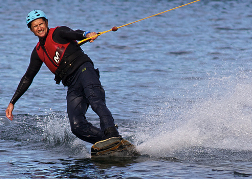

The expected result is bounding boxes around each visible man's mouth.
[38,30,44,34]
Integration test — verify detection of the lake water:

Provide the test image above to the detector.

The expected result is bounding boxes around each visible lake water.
[1,0,252,178]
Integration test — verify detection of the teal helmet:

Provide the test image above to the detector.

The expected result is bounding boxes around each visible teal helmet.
[26,10,47,28]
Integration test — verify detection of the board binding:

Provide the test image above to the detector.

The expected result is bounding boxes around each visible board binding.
[91,137,139,157]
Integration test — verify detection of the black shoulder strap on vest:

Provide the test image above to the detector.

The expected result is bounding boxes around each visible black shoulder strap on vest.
[41,45,58,67]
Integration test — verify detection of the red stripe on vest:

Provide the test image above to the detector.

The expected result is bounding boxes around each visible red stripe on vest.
[36,27,70,74]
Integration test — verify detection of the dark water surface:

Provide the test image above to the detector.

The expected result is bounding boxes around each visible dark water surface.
[1,0,252,178]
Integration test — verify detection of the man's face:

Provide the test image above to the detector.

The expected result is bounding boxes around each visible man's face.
[30,18,48,38]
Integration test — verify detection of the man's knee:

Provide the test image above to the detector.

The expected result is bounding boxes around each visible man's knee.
[84,85,107,113]
[85,85,105,102]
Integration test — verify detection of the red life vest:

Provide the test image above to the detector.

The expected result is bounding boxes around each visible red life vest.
[36,27,70,74]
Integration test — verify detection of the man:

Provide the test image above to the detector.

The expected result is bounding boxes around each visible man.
[5,10,121,144]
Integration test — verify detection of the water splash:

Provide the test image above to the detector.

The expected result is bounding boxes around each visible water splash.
[137,76,252,157]
[37,111,90,158]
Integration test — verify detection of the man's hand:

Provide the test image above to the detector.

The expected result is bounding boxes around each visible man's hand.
[5,103,14,121]
[86,32,98,43]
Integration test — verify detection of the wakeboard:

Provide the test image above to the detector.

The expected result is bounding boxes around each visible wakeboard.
[91,137,140,157]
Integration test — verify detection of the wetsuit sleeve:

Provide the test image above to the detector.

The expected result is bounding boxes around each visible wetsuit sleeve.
[10,47,43,105]
[52,26,86,43]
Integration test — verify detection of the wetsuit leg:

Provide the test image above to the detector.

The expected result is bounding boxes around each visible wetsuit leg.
[67,78,105,144]
[67,62,119,144]
[77,63,117,132]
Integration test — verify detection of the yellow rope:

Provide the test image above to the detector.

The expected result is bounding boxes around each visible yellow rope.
[78,0,200,45]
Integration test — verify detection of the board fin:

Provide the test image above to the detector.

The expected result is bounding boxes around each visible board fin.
[91,137,140,157]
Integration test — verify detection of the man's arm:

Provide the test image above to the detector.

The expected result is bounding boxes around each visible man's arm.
[6,48,43,120]
[53,26,98,43]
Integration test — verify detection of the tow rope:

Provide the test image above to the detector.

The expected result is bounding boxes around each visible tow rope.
[78,0,200,46]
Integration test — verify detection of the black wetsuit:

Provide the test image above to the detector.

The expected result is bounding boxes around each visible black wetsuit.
[10,26,120,144]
